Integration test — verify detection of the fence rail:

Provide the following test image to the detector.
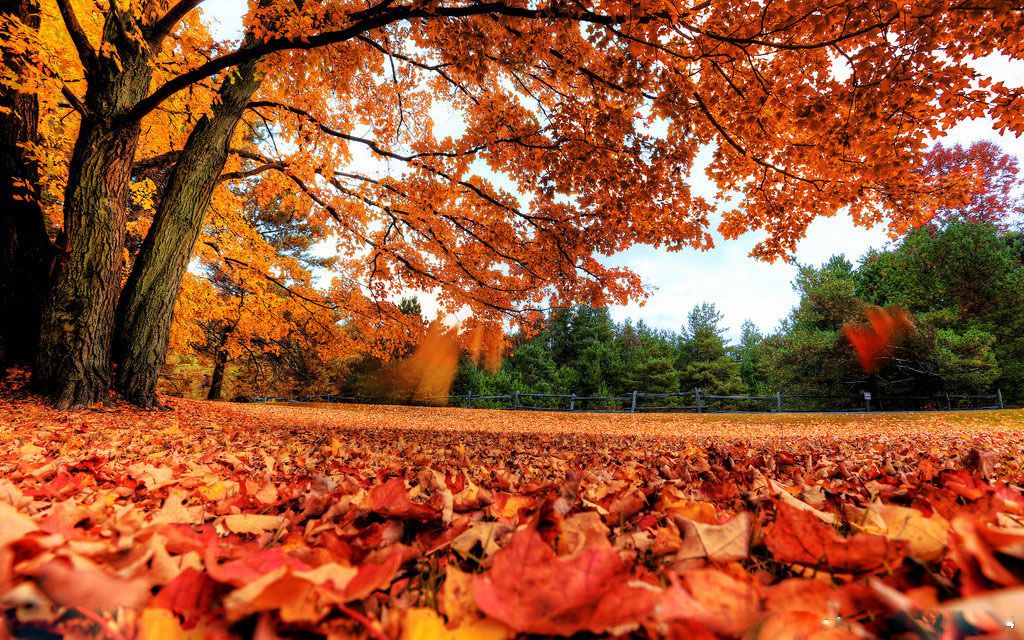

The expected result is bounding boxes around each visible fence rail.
[253,387,1005,414]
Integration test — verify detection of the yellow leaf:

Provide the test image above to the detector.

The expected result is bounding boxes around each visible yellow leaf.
[223,513,282,534]
[137,608,205,640]
[19,443,45,457]
[198,480,238,500]
[402,608,513,640]
[845,503,949,562]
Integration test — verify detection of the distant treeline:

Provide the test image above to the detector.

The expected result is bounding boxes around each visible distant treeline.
[165,220,1024,408]
[447,220,1024,407]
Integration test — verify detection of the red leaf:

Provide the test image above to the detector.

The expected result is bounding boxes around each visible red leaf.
[366,478,440,521]
[766,502,907,572]
[472,527,660,635]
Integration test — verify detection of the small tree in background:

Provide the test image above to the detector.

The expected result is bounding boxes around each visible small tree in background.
[677,303,743,397]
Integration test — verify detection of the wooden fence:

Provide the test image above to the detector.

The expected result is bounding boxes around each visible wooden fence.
[254,388,1004,414]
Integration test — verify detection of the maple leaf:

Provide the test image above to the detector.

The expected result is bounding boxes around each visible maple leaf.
[471,527,661,635]
[766,502,908,572]
[843,502,949,562]
[842,306,916,374]
[223,563,358,623]
[30,555,153,611]
[364,477,441,521]
[672,510,752,564]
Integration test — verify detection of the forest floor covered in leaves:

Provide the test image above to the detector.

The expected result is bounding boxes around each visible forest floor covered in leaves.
[2,393,1024,639]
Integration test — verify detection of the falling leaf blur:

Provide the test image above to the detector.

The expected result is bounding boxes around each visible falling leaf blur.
[464,317,504,374]
[842,306,916,374]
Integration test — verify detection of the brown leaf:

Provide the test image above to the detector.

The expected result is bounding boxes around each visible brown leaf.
[672,510,752,564]
[602,484,646,525]
[557,511,611,558]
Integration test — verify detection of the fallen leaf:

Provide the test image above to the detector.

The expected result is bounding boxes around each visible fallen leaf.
[673,510,752,564]
[472,527,660,635]
[844,502,949,562]
[767,502,906,572]
[223,513,283,535]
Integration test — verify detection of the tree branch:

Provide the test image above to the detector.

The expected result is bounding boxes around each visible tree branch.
[122,2,639,124]
[147,0,206,47]
[692,91,826,190]
[218,161,287,182]
[133,147,263,174]
[60,85,88,117]
[54,0,98,73]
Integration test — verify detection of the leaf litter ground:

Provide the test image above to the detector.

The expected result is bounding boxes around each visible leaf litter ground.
[1,395,1024,639]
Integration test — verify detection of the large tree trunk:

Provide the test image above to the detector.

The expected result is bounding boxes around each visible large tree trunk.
[207,350,227,401]
[33,10,152,408]
[114,56,263,407]
[0,0,55,369]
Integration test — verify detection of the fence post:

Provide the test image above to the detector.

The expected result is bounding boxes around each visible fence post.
[569,394,575,411]
[631,390,638,413]
[864,392,871,413]
[514,390,520,410]
[945,392,951,411]
[775,391,782,413]
[467,392,473,409]
[998,389,1004,410]
[695,388,702,414]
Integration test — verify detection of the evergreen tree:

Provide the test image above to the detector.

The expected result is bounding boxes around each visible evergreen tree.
[734,320,765,394]
[856,221,1023,399]
[549,306,616,368]
[677,303,743,396]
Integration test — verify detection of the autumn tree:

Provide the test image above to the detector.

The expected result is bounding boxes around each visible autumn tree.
[1,0,1022,408]
[165,179,367,401]
[0,0,55,368]
[917,141,1023,230]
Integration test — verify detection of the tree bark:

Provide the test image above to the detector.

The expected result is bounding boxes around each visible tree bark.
[33,9,152,408]
[114,55,264,407]
[207,350,227,400]
[0,0,55,369]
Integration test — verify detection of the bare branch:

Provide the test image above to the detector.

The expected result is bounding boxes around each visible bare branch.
[60,85,88,117]
[133,147,264,174]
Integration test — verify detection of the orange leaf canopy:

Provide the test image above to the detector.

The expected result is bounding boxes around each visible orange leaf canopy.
[18,0,1024,347]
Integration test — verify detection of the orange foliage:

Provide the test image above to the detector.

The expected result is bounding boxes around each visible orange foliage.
[1,393,1023,638]
[367,318,505,405]
[4,0,1022,359]
[842,306,916,374]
